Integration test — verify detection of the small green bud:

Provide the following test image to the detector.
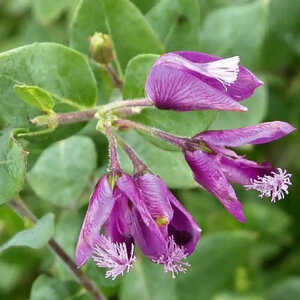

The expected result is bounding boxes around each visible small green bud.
[89,32,115,64]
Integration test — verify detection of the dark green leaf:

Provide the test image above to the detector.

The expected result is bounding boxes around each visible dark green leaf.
[0,213,54,252]
[120,256,178,300]
[118,130,197,188]
[32,0,69,25]
[30,275,77,300]
[200,0,269,67]
[27,136,97,207]
[0,129,26,204]
[147,0,201,51]
[0,43,97,110]
[14,84,55,112]
[177,231,256,300]
[102,0,163,72]
[268,278,300,300]
[70,0,107,55]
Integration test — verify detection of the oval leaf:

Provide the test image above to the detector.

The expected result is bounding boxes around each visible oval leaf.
[70,0,108,55]
[27,136,97,207]
[0,129,27,205]
[0,213,55,252]
[14,84,55,113]
[102,0,163,72]
[0,43,97,109]
[200,0,269,67]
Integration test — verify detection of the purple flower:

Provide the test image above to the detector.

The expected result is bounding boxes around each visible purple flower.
[184,121,295,222]
[75,172,201,279]
[145,51,263,112]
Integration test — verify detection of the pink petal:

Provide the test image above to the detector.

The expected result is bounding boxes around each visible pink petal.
[194,121,296,147]
[184,150,245,223]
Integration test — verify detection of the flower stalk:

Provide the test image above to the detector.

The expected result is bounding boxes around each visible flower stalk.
[114,119,187,149]
[9,199,105,300]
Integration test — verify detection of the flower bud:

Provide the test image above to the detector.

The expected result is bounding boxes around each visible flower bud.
[89,32,115,64]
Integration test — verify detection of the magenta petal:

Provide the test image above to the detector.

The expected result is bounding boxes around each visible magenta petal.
[168,193,202,255]
[184,150,245,223]
[130,207,167,260]
[117,173,152,226]
[195,121,296,147]
[135,173,173,222]
[75,175,116,267]
[145,64,248,112]
[220,156,274,185]
[174,51,263,101]
[105,190,132,245]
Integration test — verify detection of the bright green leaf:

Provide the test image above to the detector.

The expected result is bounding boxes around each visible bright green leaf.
[70,0,107,55]
[200,0,269,67]
[120,256,178,300]
[14,84,55,112]
[0,129,26,205]
[102,0,163,72]
[0,43,97,109]
[27,136,97,207]
[176,231,256,300]
[0,213,54,252]
[211,85,268,129]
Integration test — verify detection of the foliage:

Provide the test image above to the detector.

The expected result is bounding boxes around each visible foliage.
[0,0,299,299]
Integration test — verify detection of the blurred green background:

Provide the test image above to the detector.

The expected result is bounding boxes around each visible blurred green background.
[0,0,299,299]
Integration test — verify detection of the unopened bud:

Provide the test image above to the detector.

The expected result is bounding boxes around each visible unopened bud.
[89,33,115,64]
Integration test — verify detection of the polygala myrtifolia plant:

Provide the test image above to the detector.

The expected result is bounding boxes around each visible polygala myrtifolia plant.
[0,31,296,296]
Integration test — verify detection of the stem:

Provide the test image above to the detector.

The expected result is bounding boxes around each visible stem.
[117,137,148,174]
[31,99,153,127]
[31,109,98,126]
[9,199,105,300]
[104,64,123,89]
[114,119,187,149]
[100,98,153,114]
[104,125,121,173]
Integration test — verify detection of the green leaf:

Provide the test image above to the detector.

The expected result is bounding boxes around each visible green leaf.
[147,0,201,51]
[268,278,300,300]
[123,54,159,100]
[30,275,77,300]
[118,130,197,188]
[211,84,268,129]
[120,256,178,300]
[176,231,256,300]
[32,0,69,25]
[70,0,107,55]
[102,0,163,72]
[130,0,159,14]
[14,84,55,113]
[27,136,97,207]
[0,213,54,252]
[0,129,26,205]
[200,0,269,67]
[123,54,217,151]
[0,43,97,110]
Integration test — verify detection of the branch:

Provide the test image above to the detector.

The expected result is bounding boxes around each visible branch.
[9,199,105,300]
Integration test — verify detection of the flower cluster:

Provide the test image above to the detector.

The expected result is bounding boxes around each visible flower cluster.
[75,51,295,279]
